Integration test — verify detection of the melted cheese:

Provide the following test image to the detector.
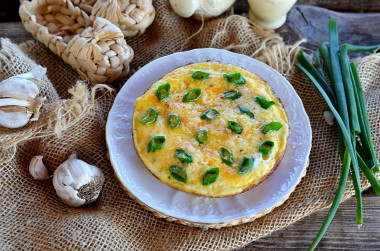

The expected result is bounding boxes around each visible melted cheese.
[133,63,289,197]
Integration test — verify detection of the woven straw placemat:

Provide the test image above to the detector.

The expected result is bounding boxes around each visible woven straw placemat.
[1,1,379,250]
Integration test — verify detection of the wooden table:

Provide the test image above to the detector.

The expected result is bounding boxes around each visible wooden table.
[1,1,380,250]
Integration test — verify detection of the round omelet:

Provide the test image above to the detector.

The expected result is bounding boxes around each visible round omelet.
[132,62,289,197]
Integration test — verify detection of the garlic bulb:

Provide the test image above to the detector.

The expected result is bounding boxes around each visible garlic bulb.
[29,156,49,180]
[169,0,236,20]
[0,66,46,128]
[324,111,335,126]
[53,153,105,207]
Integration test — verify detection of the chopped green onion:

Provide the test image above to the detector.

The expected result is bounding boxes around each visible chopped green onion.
[192,71,209,81]
[223,73,246,85]
[167,113,180,129]
[175,148,192,163]
[223,90,241,100]
[259,141,274,155]
[228,121,242,134]
[169,165,188,184]
[261,122,282,135]
[183,88,201,102]
[255,96,275,109]
[148,135,166,152]
[202,168,219,185]
[201,108,219,120]
[139,108,158,124]
[238,157,254,174]
[156,83,170,101]
[196,129,208,144]
[238,105,254,119]
[220,147,233,165]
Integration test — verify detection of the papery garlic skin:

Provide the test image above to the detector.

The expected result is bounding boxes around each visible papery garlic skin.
[29,155,49,180]
[53,153,105,207]
[0,108,31,128]
[0,66,46,129]
[170,0,236,20]
[324,111,334,126]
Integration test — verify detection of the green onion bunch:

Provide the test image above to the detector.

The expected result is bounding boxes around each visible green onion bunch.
[295,20,380,250]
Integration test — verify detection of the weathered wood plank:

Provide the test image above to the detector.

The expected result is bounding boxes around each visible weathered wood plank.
[277,5,380,50]
[241,194,380,250]
[0,22,34,43]
[233,0,380,13]
[1,0,380,23]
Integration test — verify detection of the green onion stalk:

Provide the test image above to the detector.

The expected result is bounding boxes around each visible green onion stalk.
[295,19,380,250]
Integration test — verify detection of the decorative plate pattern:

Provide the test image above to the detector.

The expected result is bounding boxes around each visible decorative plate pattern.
[106,48,312,228]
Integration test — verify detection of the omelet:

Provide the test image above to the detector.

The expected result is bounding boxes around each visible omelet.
[132,62,289,197]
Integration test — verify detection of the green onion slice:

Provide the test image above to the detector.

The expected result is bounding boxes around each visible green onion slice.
[228,121,243,134]
[139,108,158,124]
[156,83,170,101]
[238,157,254,174]
[220,147,233,165]
[168,113,180,129]
[262,122,282,135]
[169,165,188,184]
[196,129,208,144]
[238,105,254,119]
[192,71,209,81]
[202,168,219,185]
[259,140,274,155]
[201,108,219,120]
[223,90,241,100]
[148,135,166,152]
[223,73,246,85]
[175,148,192,163]
[255,96,275,109]
[183,88,201,102]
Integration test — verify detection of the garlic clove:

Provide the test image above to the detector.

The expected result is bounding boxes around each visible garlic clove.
[0,66,46,129]
[170,0,236,20]
[0,78,39,99]
[53,153,105,207]
[169,0,199,18]
[324,111,335,125]
[17,65,47,81]
[195,0,236,19]
[0,98,32,107]
[29,156,49,180]
[0,109,32,128]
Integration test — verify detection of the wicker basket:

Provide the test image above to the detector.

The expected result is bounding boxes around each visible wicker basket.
[72,0,155,37]
[19,0,134,84]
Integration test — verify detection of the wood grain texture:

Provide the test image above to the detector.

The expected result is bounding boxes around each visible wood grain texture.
[0,22,34,43]
[277,5,380,50]
[1,0,379,22]
[233,0,380,13]
[241,195,380,250]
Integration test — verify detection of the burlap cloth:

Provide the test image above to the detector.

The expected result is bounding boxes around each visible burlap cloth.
[1,1,380,250]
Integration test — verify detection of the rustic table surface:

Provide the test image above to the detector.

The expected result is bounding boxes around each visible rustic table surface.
[1,0,379,250]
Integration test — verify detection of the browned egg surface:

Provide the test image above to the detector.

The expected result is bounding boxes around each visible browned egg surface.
[132,62,289,197]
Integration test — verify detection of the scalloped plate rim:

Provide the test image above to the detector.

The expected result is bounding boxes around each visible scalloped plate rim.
[106,48,312,225]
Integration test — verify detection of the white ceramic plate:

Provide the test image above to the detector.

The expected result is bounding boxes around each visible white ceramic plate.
[106,48,312,227]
